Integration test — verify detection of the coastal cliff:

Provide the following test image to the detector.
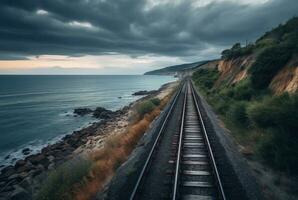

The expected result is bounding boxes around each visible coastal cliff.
[192,17,298,199]
[203,54,297,95]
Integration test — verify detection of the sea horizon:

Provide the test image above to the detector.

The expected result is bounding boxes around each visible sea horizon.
[0,75,176,168]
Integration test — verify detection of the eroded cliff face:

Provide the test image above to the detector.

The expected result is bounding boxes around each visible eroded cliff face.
[209,55,298,94]
[270,57,298,94]
[214,55,254,87]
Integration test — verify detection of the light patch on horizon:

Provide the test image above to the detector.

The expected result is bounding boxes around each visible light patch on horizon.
[0,54,184,74]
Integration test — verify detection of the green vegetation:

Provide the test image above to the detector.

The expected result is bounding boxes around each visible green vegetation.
[36,157,92,200]
[193,16,298,174]
[198,17,298,175]
[248,94,298,173]
[192,68,219,91]
[193,67,298,175]
[150,98,161,106]
[227,102,249,127]
[221,43,255,59]
[250,43,294,89]
[204,18,298,175]
[137,98,161,117]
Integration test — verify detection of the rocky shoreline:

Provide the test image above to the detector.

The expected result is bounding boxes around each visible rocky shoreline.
[0,81,178,200]
[0,107,128,200]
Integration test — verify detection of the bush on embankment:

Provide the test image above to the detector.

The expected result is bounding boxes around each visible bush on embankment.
[136,98,161,117]
[247,93,298,173]
[36,158,92,200]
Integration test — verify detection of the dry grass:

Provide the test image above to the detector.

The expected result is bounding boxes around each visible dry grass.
[72,94,172,200]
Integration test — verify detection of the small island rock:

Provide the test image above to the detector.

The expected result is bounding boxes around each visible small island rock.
[132,90,156,96]
[74,108,93,116]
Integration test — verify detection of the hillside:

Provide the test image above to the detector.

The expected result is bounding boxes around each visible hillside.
[192,17,298,198]
[144,60,209,75]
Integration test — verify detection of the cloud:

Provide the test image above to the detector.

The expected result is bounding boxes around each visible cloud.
[0,0,297,62]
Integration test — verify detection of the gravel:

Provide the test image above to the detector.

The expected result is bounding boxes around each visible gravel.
[192,83,263,200]
[97,84,184,200]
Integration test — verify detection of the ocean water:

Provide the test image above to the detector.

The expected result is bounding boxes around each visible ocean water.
[0,75,176,167]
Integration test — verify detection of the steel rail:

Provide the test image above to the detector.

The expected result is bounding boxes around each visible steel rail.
[129,81,186,200]
[172,81,187,200]
[190,80,227,200]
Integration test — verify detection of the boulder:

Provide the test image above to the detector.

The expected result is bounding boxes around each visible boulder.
[16,162,33,174]
[93,107,114,119]
[8,174,22,182]
[1,185,14,193]
[14,160,26,169]
[47,155,55,162]
[0,166,15,179]
[10,186,31,200]
[74,108,93,116]
[47,163,55,170]
[26,154,46,165]
[19,177,32,189]
[21,148,31,155]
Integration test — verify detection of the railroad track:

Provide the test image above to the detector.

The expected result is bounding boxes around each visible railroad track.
[130,79,226,200]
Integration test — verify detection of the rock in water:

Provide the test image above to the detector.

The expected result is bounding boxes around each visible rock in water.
[132,90,156,96]
[74,108,93,116]
[93,107,114,119]
[22,148,31,155]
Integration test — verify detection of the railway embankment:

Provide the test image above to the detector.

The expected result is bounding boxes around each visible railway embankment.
[100,80,262,200]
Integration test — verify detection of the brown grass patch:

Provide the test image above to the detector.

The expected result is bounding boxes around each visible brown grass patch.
[72,93,173,200]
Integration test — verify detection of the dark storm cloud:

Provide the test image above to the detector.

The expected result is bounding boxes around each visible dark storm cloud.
[0,0,297,60]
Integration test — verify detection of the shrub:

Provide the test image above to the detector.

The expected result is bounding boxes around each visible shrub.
[248,93,298,132]
[221,43,255,60]
[192,68,219,90]
[257,129,298,173]
[232,79,254,100]
[211,95,232,115]
[249,44,293,89]
[227,102,249,127]
[137,100,155,117]
[255,38,277,49]
[36,157,92,200]
[219,79,254,101]
[150,98,161,106]
[248,93,298,174]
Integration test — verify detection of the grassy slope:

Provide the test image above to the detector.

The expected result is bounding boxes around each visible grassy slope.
[192,17,298,176]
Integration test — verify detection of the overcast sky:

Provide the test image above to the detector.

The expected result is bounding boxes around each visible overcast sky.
[0,0,297,74]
